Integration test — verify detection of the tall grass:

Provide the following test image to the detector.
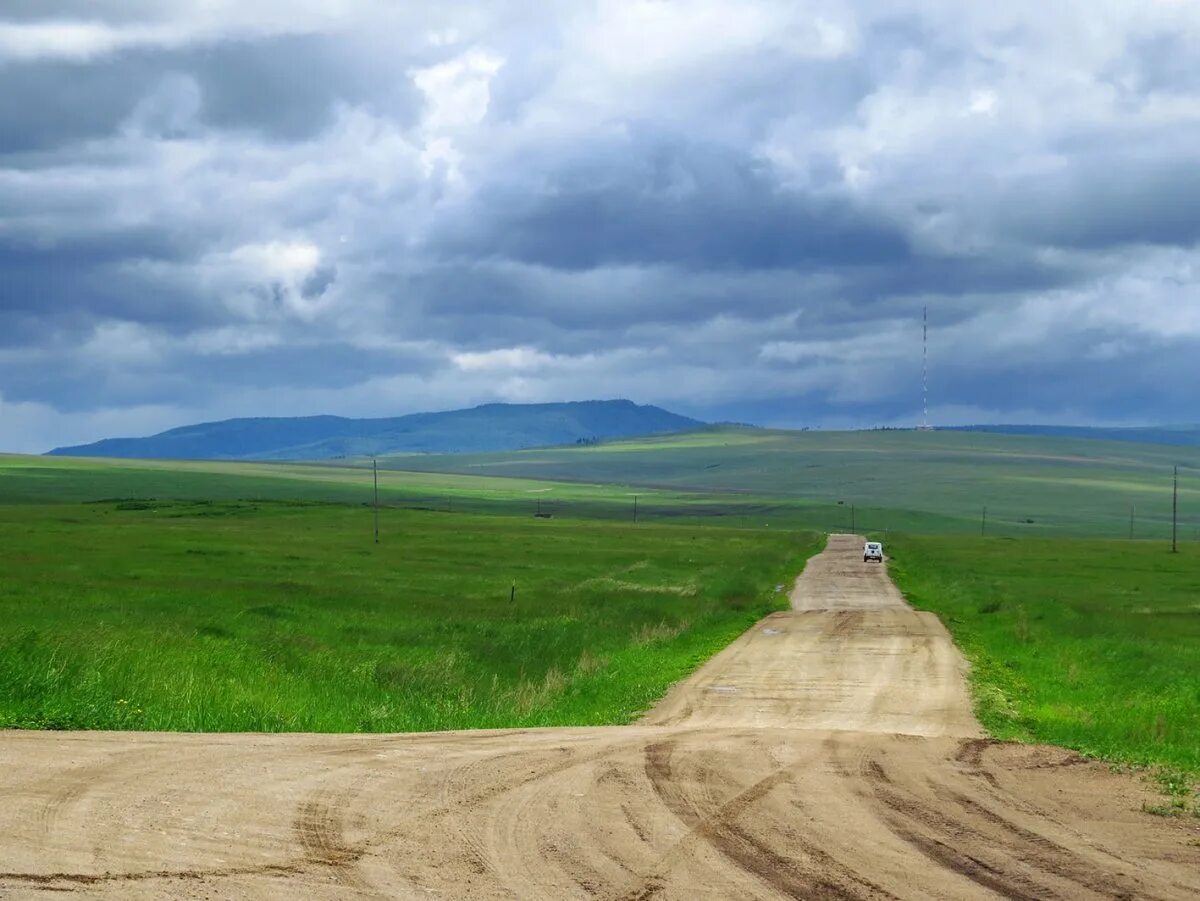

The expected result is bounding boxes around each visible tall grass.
[0,499,817,732]
[887,535,1200,775]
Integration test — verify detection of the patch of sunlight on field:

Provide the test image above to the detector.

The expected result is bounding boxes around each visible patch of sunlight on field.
[577,431,771,452]
[575,576,700,596]
[1005,475,1194,496]
[0,453,636,503]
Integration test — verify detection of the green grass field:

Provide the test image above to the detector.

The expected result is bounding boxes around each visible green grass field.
[0,452,816,527]
[887,535,1200,784]
[391,426,1200,538]
[0,495,816,732]
[14,424,1199,539]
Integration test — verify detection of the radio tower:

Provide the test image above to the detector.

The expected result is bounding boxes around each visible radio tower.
[919,305,932,430]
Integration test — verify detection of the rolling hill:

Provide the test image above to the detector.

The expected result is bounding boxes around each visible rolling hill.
[385,426,1200,537]
[46,400,703,461]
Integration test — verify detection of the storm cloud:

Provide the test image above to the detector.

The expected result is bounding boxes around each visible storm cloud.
[2,1,1199,452]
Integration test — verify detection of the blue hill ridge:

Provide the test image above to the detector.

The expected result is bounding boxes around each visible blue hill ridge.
[47,400,704,461]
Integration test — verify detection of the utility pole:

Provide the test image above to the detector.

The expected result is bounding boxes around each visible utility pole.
[1129,504,1135,540]
[633,494,638,524]
[373,457,380,544]
[851,504,856,532]
[981,505,987,537]
[1172,466,1179,553]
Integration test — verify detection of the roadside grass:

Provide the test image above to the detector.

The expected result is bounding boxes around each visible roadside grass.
[1142,769,1200,819]
[886,535,1200,802]
[0,498,817,732]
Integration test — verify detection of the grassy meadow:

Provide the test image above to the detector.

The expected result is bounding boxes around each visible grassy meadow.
[13,424,1199,539]
[887,535,1200,780]
[0,452,813,527]
[0,490,816,732]
[393,426,1200,539]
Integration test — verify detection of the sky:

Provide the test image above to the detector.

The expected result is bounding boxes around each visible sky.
[2,1,1199,452]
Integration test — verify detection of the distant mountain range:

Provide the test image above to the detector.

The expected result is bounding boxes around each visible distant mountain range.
[47,406,1200,462]
[947,424,1200,447]
[47,400,704,461]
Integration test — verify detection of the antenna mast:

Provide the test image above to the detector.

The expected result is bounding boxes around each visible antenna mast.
[920,305,931,430]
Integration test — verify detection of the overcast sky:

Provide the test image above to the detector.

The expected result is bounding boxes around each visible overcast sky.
[2,2,1199,451]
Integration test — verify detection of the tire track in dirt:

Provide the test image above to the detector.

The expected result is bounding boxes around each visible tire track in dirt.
[291,787,369,889]
[635,738,893,900]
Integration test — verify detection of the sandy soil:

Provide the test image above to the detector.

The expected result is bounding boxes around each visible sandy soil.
[1,534,1196,899]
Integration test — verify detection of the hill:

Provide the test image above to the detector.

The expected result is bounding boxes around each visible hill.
[949,424,1200,447]
[46,400,702,461]
[386,426,1200,538]
[28,424,1200,539]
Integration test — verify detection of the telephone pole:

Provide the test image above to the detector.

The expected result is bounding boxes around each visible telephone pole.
[981,505,987,537]
[373,457,380,544]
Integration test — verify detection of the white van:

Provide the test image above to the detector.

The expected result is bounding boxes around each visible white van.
[863,541,883,563]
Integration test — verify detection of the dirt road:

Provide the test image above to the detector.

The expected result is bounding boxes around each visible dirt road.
[644,536,978,735]
[1,535,1196,899]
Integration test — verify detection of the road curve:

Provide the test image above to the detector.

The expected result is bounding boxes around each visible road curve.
[1,535,1196,899]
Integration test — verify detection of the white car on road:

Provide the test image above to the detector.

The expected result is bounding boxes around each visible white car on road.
[863,541,883,563]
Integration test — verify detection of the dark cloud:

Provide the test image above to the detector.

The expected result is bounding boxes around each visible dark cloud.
[0,34,421,153]
[0,59,146,153]
[0,2,155,22]
[435,141,911,271]
[999,155,1200,251]
[0,337,440,412]
[186,35,421,140]
[0,234,218,335]
[300,265,337,299]
[1112,32,1200,96]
